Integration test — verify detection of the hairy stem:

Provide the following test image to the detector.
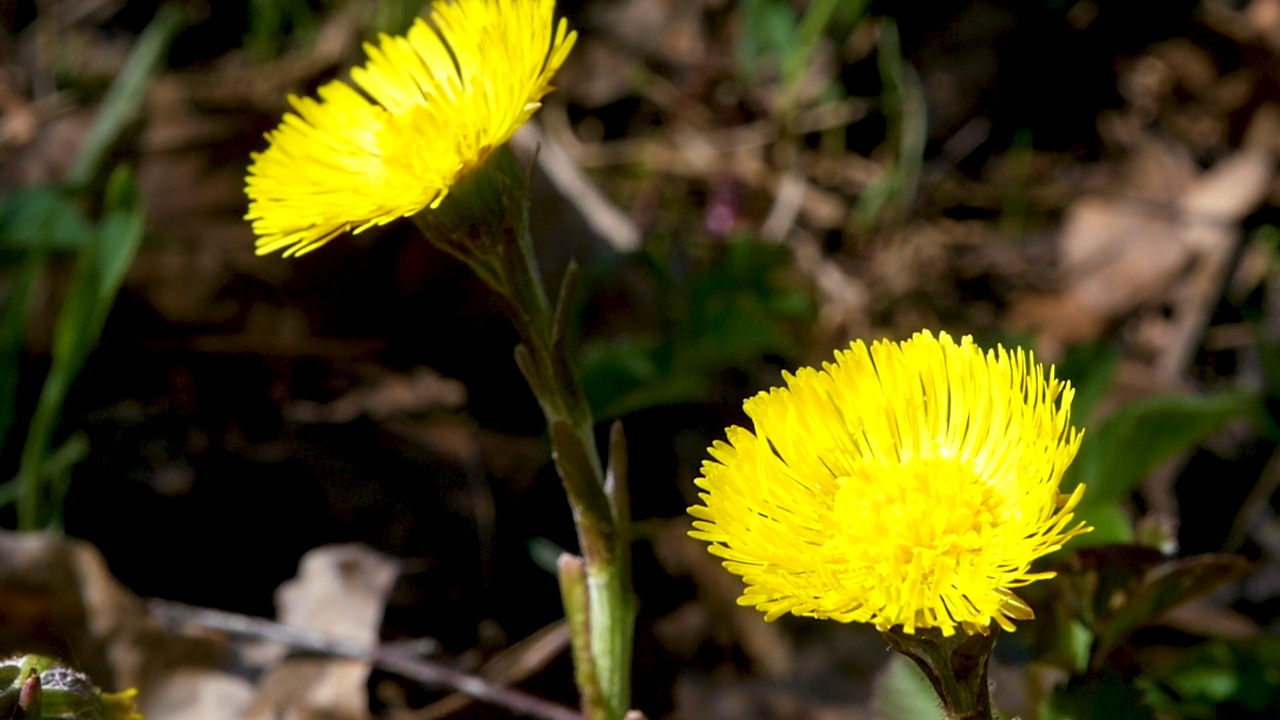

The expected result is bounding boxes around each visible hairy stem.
[412,147,635,719]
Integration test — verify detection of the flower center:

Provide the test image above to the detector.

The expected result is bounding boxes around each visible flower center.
[827,456,1009,626]
[379,106,466,190]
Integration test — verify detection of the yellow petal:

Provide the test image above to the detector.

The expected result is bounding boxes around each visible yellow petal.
[245,0,577,257]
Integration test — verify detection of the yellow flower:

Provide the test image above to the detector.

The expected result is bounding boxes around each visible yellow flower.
[245,0,576,257]
[688,330,1088,636]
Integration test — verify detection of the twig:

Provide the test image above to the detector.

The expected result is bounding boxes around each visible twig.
[512,122,641,252]
[1226,449,1280,553]
[760,170,807,242]
[147,599,584,720]
[407,621,571,720]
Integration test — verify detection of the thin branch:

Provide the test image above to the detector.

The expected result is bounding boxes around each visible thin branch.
[147,599,584,720]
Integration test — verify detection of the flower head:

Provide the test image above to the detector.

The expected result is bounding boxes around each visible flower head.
[688,330,1088,636]
[245,0,576,257]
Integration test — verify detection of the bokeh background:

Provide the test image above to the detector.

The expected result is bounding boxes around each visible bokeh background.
[5,0,1280,718]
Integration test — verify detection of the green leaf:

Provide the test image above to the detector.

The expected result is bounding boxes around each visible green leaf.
[0,186,93,252]
[1065,392,1254,507]
[854,19,926,228]
[1067,544,1164,630]
[66,5,184,188]
[1065,502,1135,550]
[580,336,714,418]
[737,0,799,81]
[873,654,946,720]
[1144,638,1280,718]
[1054,342,1121,424]
[91,167,146,321]
[1163,664,1240,708]
[580,337,663,409]
[579,237,813,419]
[1018,574,1096,675]
[1064,618,1093,675]
[49,166,144,379]
[45,434,92,527]
[1091,554,1252,668]
[782,0,861,90]
[13,167,144,529]
[596,373,709,420]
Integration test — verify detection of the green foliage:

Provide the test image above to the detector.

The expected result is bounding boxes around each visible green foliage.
[0,188,93,254]
[736,5,918,226]
[578,236,814,419]
[1088,554,1252,668]
[1063,391,1253,547]
[1054,342,1121,423]
[0,191,95,452]
[245,0,323,60]
[999,129,1035,238]
[736,0,867,109]
[1022,545,1255,719]
[1050,342,1256,548]
[852,18,926,229]
[66,6,184,190]
[737,0,798,82]
[988,340,1266,720]
[1066,391,1254,506]
[1245,235,1280,444]
[1143,638,1280,719]
[1047,670,1156,720]
[0,7,175,529]
[1048,636,1280,720]
[2,168,146,530]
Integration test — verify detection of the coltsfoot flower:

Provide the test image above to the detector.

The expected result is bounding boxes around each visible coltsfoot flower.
[245,0,576,257]
[688,330,1089,636]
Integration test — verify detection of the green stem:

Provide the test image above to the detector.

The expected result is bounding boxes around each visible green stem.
[585,559,633,717]
[412,147,635,719]
[882,627,997,720]
[505,198,634,720]
[16,364,70,530]
[558,554,606,714]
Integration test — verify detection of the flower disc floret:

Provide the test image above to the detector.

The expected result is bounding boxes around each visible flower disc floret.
[688,330,1089,636]
[245,0,576,256]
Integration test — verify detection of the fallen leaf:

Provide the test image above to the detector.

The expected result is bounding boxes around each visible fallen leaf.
[245,544,400,720]
[285,367,467,424]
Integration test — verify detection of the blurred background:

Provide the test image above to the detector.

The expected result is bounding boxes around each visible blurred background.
[4,0,1280,718]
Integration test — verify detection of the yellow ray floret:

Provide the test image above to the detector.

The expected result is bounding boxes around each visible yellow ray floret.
[688,330,1089,636]
[245,0,576,257]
